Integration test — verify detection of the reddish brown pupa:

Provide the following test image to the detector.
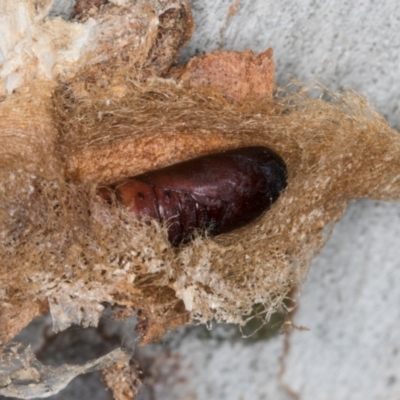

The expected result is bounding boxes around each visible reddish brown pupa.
[97,146,287,245]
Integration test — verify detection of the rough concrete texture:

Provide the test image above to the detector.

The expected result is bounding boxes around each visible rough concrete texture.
[183,0,400,129]
[4,0,400,399]
[282,200,400,399]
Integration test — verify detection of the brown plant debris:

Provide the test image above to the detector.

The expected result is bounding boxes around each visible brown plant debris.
[102,359,143,400]
[2,0,400,398]
[169,48,275,104]
[74,0,109,20]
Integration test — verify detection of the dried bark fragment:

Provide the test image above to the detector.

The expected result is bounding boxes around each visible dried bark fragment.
[144,6,195,77]
[102,359,143,400]
[74,0,109,19]
[168,48,275,103]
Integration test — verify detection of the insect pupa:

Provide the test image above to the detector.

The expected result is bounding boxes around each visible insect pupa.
[97,146,287,245]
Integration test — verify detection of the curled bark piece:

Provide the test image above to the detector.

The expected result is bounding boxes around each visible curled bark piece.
[97,146,287,245]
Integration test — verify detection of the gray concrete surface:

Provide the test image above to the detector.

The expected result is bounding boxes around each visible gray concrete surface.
[183,0,400,129]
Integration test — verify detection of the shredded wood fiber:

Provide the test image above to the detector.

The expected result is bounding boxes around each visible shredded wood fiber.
[1,0,400,398]
[2,77,400,347]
